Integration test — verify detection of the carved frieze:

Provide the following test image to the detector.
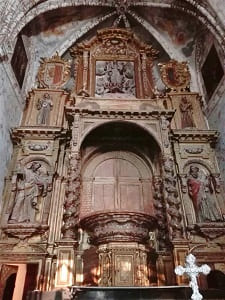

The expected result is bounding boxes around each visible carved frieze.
[188,223,225,239]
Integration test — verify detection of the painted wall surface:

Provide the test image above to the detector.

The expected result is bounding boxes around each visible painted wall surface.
[0,62,23,208]
[208,85,225,184]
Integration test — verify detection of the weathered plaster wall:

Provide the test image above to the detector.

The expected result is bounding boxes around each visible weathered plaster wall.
[207,84,225,183]
[208,0,225,28]
[0,62,23,207]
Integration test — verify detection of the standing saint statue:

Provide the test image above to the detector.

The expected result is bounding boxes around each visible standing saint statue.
[187,166,223,223]
[179,96,195,128]
[36,93,53,125]
[8,162,49,224]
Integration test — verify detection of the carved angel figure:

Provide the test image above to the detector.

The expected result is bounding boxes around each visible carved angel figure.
[187,166,222,223]
[36,93,53,125]
[8,162,50,224]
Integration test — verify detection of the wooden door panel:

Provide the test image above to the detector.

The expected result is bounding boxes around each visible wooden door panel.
[119,183,141,210]
[93,183,115,211]
[118,159,140,177]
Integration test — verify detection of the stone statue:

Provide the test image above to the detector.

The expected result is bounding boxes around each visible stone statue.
[36,93,53,125]
[8,162,49,224]
[187,166,223,223]
[179,96,195,128]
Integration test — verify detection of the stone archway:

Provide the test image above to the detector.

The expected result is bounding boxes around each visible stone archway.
[79,121,161,286]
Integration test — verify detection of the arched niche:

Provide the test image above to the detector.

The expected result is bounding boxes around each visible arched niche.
[80,121,161,219]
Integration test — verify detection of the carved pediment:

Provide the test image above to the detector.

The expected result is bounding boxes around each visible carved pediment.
[70,28,159,99]
[71,28,158,59]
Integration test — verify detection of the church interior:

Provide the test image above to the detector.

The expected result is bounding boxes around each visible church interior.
[0,1,225,299]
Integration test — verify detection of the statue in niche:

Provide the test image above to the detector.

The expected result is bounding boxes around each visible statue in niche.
[95,60,136,98]
[179,96,195,128]
[36,93,53,125]
[8,162,50,224]
[187,165,223,223]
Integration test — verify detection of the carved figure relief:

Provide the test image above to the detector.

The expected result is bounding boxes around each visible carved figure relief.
[95,60,136,98]
[36,93,53,125]
[8,162,50,224]
[187,165,223,223]
[179,97,195,128]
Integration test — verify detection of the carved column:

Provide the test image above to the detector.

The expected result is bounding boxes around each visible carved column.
[160,115,184,241]
[62,112,81,239]
[162,156,183,240]
[141,53,149,98]
[81,50,89,96]
[62,153,81,240]
[55,113,81,287]
[153,176,169,250]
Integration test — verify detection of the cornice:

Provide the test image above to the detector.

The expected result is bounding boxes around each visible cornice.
[11,126,68,143]
[65,107,175,121]
[171,129,219,143]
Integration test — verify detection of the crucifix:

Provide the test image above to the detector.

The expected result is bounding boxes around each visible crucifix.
[175,253,211,300]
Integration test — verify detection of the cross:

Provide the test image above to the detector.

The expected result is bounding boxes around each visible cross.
[175,254,211,300]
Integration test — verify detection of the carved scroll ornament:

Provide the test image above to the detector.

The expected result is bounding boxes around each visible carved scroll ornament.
[163,156,183,239]
[62,153,81,240]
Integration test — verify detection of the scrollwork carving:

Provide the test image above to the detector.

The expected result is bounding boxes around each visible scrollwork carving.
[184,147,203,154]
[62,153,81,240]
[153,176,169,250]
[162,156,183,239]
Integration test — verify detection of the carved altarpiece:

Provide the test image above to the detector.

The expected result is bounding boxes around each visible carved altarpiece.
[0,28,225,295]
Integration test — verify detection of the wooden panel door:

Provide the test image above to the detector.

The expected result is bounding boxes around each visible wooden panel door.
[92,156,144,212]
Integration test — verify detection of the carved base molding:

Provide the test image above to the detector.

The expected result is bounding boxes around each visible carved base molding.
[80,212,156,245]
[187,222,225,239]
[2,223,49,239]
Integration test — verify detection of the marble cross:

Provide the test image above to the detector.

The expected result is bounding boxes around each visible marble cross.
[175,253,211,300]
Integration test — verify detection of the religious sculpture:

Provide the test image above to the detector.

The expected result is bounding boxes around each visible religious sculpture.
[8,162,49,224]
[179,96,195,128]
[36,93,53,125]
[95,60,136,97]
[187,165,223,223]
